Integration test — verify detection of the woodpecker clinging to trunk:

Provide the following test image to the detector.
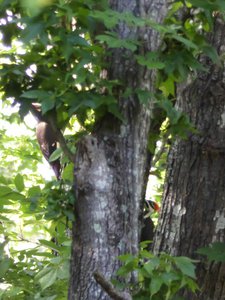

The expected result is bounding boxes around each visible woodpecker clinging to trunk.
[31,104,61,180]
[145,199,160,214]
[140,200,160,249]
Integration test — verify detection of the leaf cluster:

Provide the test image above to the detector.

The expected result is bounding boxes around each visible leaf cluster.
[0,0,122,129]
[0,0,222,134]
[113,246,199,300]
[0,108,73,299]
[197,242,225,262]
[0,172,73,299]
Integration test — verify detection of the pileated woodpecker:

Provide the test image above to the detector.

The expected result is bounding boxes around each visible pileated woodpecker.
[146,199,160,213]
[31,104,61,180]
[140,200,160,249]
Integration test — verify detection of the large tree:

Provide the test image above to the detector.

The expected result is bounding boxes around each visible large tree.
[68,1,168,298]
[154,15,225,300]
[1,0,168,298]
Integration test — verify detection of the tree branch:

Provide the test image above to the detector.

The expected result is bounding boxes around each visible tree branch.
[93,272,132,300]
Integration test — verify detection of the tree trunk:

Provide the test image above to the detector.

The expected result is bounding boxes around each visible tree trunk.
[153,18,225,300]
[68,1,167,299]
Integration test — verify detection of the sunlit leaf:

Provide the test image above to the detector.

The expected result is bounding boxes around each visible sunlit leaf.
[0,258,11,278]
[14,174,25,192]
[62,163,74,182]
[49,148,62,162]
[39,269,58,290]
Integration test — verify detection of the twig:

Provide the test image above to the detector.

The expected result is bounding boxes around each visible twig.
[93,271,132,300]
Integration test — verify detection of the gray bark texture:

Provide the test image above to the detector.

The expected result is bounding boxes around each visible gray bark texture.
[68,0,167,299]
[153,18,225,300]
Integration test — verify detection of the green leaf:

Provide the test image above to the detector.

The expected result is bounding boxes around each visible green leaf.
[1,191,25,201]
[41,99,56,114]
[171,34,198,50]
[22,23,44,43]
[202,45,220,65]
[62,240,72,247]
[143,257,160,274]
[62,163,74,182]
[0,186,12,196]
[107,103,123,121]
[150,276,164,296]
[90,9,121,29]
[116,262,136,276]
[161,271,180,284]
[39,269,58,290]
[197,243,225,262]
[3,286,24,297]
[38,239,61,252]
[136,52,165,70]
[159,77,175,97]
[118,254,136,263]
[49,148,62,162]
[96,33,138,51]
[188,0,225,10]
[28,186,41,197]
[14,174,25,192]
[21,90,49,100]
[158,98,181,125]
[35,267,52,281]
[174,256,197,279]
[0,258,11,277]
[117,254,138,276]
[136,89,154,104]
[56,260,70,280]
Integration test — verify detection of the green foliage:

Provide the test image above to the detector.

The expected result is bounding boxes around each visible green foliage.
[188,0,225,11]
[0,0,221,133]
[0,106,73,299]
[157,96,196,139]
[0,0,111,128]
[114,246,199,300]
[197,242,225,262]
[0,172,73,299]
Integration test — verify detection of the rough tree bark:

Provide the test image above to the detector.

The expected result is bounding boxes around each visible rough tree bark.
[68,1,167,299]
[153,18,225,300]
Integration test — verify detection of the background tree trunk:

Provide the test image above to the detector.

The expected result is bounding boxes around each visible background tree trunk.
[68,1,167,299]
[153,18,225,300]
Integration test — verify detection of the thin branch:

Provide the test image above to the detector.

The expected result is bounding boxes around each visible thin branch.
[93,271,132,300]
[13,236,40,245]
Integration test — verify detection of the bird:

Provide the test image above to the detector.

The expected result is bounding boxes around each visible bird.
[31,103,61,180]
[145,199,160,213]
[140,199,160,249]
